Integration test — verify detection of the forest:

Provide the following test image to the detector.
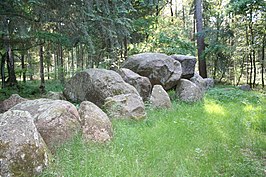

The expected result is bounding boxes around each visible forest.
[0,0,265,92]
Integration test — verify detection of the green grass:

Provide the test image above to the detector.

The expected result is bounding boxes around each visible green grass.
[40,86,266,177]
[0,80,64,101]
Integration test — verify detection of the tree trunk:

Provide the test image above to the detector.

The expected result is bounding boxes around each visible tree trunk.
[28,51,33,81]
[21,54,26,82]
[39,44,45,93]
[3,18,17,87]
[59,44,65,84]
[262,34,265,88]
[182,0,186,28]
[1,53,5,88]
[245,24,250,85]
[6,46,17,86]
[170,0,174,22]
[249,17,256,88]
[195,0,207,78]
[124,36,128,60]
[71,48,74,76]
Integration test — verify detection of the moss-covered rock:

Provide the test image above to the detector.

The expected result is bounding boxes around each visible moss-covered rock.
[10,99,81,151]
[0,110,51,177]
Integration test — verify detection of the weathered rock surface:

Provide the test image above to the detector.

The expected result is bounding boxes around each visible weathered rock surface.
[189,73,207,91]
[64,68,139,107]
[0,94,27,113]
[204,78,214,89]
[122,53,182,90]
[150,85,171,109]
[44,91,66,100]
[0,110,50,177]
[176,79,203,102]
[104,94,146,120]
[117,68,152,101]
[170,55,196,79]
[79,101,113,142]
[239,84,251,91]
[10,99,81,150]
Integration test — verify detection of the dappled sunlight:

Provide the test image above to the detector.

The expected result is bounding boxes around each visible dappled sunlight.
[243,104,262,113]
[204,101,226,116]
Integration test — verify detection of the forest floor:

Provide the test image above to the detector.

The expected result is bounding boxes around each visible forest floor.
[1,81,266,176]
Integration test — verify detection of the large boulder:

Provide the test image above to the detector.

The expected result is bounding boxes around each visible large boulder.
[176,79,203,102]
[189,73,207,91]
[79,101,113,142]
[104,94,146,120]
[63,68,139,107]
[122,53,182,90]
[117,68,152,101]
[0,110,50,176]
[10,99,81,150]
[150,85,171,109]
[170,55,196,79]
[0,94,27,113]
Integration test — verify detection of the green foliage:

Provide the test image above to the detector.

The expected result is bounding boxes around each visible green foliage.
[129,18,195,56]
[41,86,266,176]
[0,79,64,101]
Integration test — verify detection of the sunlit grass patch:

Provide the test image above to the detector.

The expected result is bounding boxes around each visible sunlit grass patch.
[41,86,266,177]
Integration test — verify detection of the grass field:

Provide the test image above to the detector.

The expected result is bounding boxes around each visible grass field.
[38,85,266,177]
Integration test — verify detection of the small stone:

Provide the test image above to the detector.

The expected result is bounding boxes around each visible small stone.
[150,85,172,109]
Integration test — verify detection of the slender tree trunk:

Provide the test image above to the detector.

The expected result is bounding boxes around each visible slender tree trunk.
[124,36,128,60]
[182,0,186,28]
[249,53,253,87]
[47,64,50,80]
[262,34,265,88]
[28,51,33,81]
[7,46,17,86]
[249,17,256,87]
[39,43,45,93]
[237,54,246,85]
[1,53,5,88]
[76,45,79,69]
[54,48,57,79]
[59,44,65,84]
[71,48,74,76]
[3,18,17,87]
[195,0,207,78]
[81,44,84,70]
[21,54,26,82]
[170,0,174,22]
[245,24,250,85]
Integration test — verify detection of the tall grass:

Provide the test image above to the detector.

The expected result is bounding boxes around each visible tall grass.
[41,86,266,177]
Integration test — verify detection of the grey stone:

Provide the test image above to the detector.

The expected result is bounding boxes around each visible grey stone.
[239,84,251,91]
[0,94,27,113]
[79,101,113,142]
[104,94,146,120]
[190,73,207,91]
[10,99,81,150]
[204,78,215,89]
[117,68,152,101]
[44,91,66,100]
[122,53,182,90]
[150,85,171,109]
[170,55,196,79]
[63,68,139,107]
[176,79,203,102]
[0,110,51,177]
